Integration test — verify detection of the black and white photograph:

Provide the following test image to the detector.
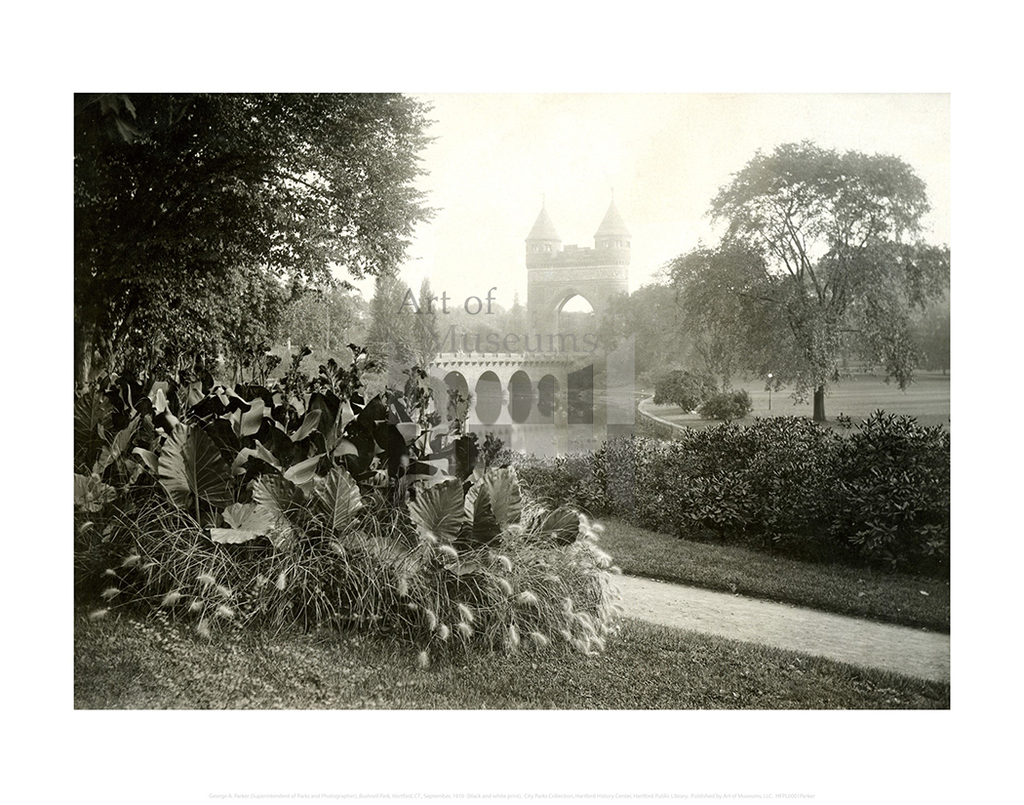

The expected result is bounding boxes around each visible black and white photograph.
[21,4,1017,803]
[72,91,951,715]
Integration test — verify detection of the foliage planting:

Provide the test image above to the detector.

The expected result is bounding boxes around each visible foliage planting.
[74,350,620,660]
[514,413,949,575]
[653,369,718,412]
[698,389,753,420]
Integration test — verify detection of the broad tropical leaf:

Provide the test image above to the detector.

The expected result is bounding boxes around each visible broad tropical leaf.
[282,453,323,490]
[223,502,276,531]
[290,409,322,442]
[157,424,234,510]
[132,447,160,475]
[94,416,142,474]
[408,479,466,544]
[237,397,265,438]
[539,507,582,545]
[251,439,283,470]
[210,502,277,544]
[73,473,117,512]
[406,458,454,489]
[314,467,364,535]
[483,467,522,528]
[461,483,501,547]
[252,474,303,550]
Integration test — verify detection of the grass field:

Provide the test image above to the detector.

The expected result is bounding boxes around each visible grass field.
[641,371,950,430]
[74,608,948,710]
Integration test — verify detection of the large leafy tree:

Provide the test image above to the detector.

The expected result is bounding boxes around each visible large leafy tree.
[596,283,694,382]
[672,141,949,420]
[74,93,433,384]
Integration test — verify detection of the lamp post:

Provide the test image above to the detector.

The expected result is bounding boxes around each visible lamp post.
[767,373,773,411]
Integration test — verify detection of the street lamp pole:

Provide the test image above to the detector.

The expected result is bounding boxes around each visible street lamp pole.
[767,373,773,411]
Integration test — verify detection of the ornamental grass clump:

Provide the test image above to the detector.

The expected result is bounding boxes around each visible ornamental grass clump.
[401,504,620,666]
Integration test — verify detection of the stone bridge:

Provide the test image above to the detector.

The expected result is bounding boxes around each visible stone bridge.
[428,341,636,457]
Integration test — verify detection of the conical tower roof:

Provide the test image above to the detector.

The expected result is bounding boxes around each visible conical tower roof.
[526,203,561,241]
[594,199,630,238]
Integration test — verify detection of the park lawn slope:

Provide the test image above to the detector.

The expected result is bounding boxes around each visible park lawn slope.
[74,610,948,710]
[598,519,950,632]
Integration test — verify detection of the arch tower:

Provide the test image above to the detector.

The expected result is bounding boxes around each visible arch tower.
[525,199,631,343]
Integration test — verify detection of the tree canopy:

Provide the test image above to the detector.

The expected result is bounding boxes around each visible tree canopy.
[596,283,694,382]
[669,141,950,420]
[74,93,433,384]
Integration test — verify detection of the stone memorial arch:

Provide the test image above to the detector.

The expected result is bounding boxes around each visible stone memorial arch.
[525,199,631,338]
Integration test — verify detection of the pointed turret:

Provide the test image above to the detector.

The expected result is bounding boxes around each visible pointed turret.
[526,203,561,243]
[526,202,562,267]
[594,199,630,249]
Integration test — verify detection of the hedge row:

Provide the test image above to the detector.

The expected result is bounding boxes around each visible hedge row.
[511,412,950,577]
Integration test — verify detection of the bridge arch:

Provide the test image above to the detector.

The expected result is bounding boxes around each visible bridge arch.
[474,371,503,425]
[443,371,470,425]
[508,370,533,424]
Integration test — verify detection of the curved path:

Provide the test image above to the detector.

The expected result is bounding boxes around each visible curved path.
[615,574,950,683]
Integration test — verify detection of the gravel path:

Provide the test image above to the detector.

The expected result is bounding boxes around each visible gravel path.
[615,574,950,683]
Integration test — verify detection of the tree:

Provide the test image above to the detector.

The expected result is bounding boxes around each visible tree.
[74,93,433,384]
[912,293,951,374]
[279,281,368,355]
[365,273,415,375]
[673,141,949,421]
[219,266,287,382]
[596,283,694,383]
[410,277,441,366]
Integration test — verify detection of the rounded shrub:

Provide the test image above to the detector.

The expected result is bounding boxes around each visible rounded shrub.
[830,411,950,574]
[698,389,753,420]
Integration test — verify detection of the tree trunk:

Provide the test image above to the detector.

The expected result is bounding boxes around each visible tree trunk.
[812,385,826,422]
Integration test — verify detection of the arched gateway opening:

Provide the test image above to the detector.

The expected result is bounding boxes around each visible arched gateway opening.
[525,199,630,343]
[537,374,559,421]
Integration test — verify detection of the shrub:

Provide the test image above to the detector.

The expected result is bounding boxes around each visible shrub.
[653,369,717,411]
[830,411,950,572]
[516,413,949,576]
[698,390,752,420]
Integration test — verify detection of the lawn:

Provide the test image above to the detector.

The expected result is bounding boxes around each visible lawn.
[597,519,950,632]
[73,607,948,710]
[641,371,950,430]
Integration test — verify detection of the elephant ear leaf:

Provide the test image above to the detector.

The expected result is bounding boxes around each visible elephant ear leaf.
[158,424,234,510]
[94,417,141,474]
[74,473,117,512]
[210,503,276,544]
[408,479,466,544]
[460,482,502,548]
[252,475,303,551]
[313,467,364,535]
[483,467,522,528]
[539,507,582,546]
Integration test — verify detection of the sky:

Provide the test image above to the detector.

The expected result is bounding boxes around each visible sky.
[357,93,950,313]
